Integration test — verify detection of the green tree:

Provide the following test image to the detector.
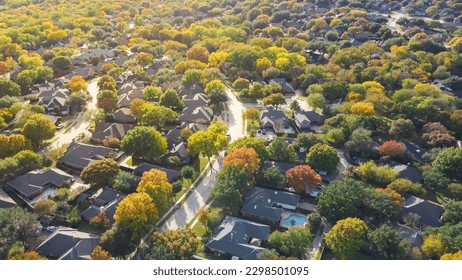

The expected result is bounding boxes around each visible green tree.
[138,103,177,129]
[227,137,269,162]
[187,121,228,163]
[180,165,195,185]
[97,90,118,113]
[211,164,252,215]
[294,133,327,151]
[22,113,56,148]
[113,171,140,193]
[306,143,339,173]
[268,227,313,259]
[144,86,163,102]
[442,200,462,226]
[120,126,167,160]
[268,137,297,163]
[433,147,462,181]
[262,93,286,109]
[159,88,183,109]
[52,56,71,71]
[34,199,57,216]
[367,224,410,259]
[307,92,326,111]
[80,158,119,188]
[0,79,21,98]
[325,218,368,260]
[389,118,416,140]
[357,161,398,185]
[256,167,286,189]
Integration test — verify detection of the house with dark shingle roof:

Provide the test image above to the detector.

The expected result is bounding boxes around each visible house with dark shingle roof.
[392,224,424,248]
[182,93,209,108]
[401,195,444,228]
[133,163,180,183]
[36,227,99,260]
[404,142,426,163]
[293,109,325,131]
[178,106,213,124]
[0,188,17,208]
[179,83,204,96]
[269,78,294,94]
[58,142,117,171]
[388,162,423,183]
[91,122,134,144]
[260,106,291,134]
[81,188,126,224]
[241,187,300,226]
[6,168,73,202]
[160,142,191,165]
[113,108,136,124]
[206,216,270,260]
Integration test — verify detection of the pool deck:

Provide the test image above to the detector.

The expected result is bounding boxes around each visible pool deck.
[280,212,308,228]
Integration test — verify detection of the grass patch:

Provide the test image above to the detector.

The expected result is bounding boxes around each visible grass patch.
[434,191,447,204]
[125,157,133,166]
[173,187,187,202]
[192,222,207,237]
[246,119,259,133]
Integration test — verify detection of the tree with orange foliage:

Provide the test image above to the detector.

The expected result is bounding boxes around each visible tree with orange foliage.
[375,188,403,209]
[186,45,210,63]
[0,61,8,75]
[379,140,406,158]
[224,147,260,174]
[68,75,87,93]
[285,165,321,193]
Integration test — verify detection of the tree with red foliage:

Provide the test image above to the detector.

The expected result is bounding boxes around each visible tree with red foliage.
[379,140,406,158]
[285,165,321,193]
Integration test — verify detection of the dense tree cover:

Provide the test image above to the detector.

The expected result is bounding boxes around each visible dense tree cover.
[187,121,228,162]
[146,229,200,260]
[22,113,56,148]
[227,137,269,162]
[120,126,167,160]
[356,161,398,186]
[80,158,119,188]
[0,207,40,259]
[432,148,462,181]
[325,218,368,260]
[114,192,159,240]
[136,169,173,215]
[268,137,297,163]
[367,224,410,260]
[256,166,286,189]
[318,179,397,224]
[210,163,252,215]
[306,143,339,173]
[268,226,313,259]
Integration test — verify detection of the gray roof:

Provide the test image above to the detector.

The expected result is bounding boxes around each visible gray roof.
[269,78,294,94]
[206,216,270,260]
[81,188,125,224]
[91,122,134,141]
[0,189,17,208]
[179,106,213,123]
[401,195,444,227]
[241,187,300,223]
[161,142,190,163]
[7,168,73,199]
[179,83,204,96]
[404,142,425,163]
[36,227,99,260]
[260,106,289,128]
[389,162,423,183]
[133,163,180,182]
[59,142,114,170]
[261,161,295,176]
[182,93,209,107]
[113,108,136,123]
[294,110,325,126]
[392,224,423,248]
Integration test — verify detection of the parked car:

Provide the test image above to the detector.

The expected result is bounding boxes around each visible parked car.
[56,123,64,130]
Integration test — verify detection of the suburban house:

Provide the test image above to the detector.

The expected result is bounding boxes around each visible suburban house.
[260,161,295,188]
[404,142,426,163]
[81,188,126,224]
[113,108,136,124]
[241,187,300,226]
[269,78,295,94]
[179,83,205,96]
[0,188,17,208]
[389,162,423,183]
[182,93,209,107]
[401,195,444,228]
[206,216,270,260]
[293,109,325,131]
[91,122,134,145]
[37,88,70,116]
[58,142,119,172]
[133,163,180,183]
[392,224,424,248]
[178,106,213,124]
[6,168,73,203]
[36,227,100,260]
[260,106,294,134]
[160,142,191,165]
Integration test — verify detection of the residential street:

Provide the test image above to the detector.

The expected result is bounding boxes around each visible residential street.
[159,155,224,232]
[335,149,350,181]
[225,87,246,141]
[45,79,99,150]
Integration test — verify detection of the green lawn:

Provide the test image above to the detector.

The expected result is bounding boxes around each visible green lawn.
[173,187,187,203]
[192,222,207,237]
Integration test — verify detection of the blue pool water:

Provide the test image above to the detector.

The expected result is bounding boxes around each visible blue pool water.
[283,214,307,227]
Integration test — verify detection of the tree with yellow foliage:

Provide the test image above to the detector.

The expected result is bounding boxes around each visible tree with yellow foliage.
[68,76,87,93]
[351,102,375,116]
[136,169,173,215]
[114,192,159,239]
[440,251,462,260]
[421,233,447,259]
[91,246,111,260]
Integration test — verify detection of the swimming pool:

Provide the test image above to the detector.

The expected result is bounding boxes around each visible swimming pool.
[283,214,307,228]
